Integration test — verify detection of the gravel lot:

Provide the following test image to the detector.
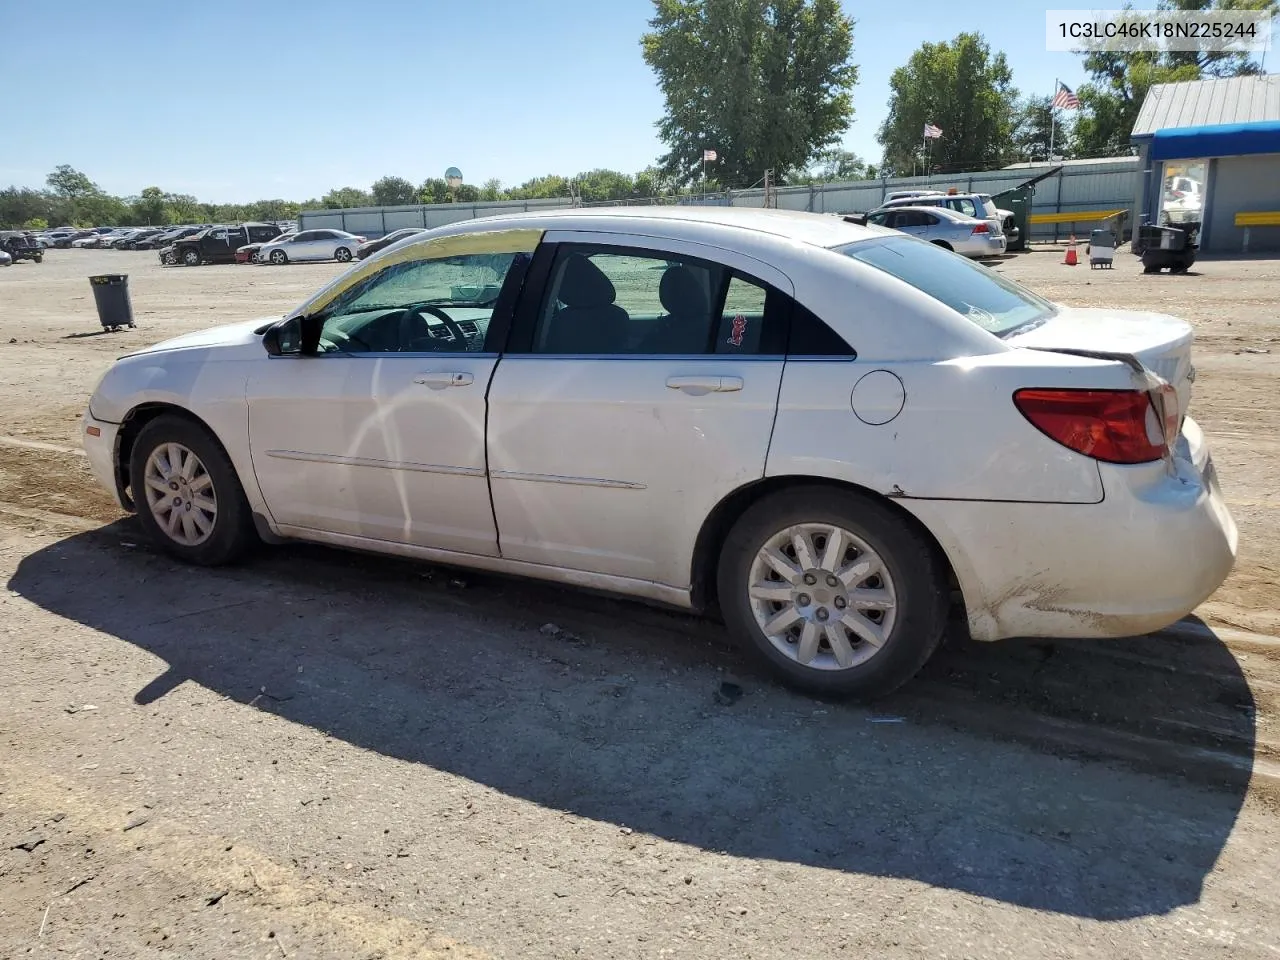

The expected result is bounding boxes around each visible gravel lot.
[1,246,1278,959]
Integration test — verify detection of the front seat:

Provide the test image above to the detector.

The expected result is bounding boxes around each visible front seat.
[542,254,629,353]
[652,265,711,352]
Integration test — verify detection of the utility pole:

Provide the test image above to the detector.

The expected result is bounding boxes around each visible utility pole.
[763,169,776,208]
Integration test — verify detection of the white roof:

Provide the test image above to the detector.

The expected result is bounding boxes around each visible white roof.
[1132,74,1280,136]
[430,205,879,250]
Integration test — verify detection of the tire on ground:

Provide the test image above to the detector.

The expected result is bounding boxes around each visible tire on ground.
[716,485,949,698]
[128,414,257,566]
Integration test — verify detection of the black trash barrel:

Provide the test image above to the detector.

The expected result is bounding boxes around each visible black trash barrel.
[89,274,135,330]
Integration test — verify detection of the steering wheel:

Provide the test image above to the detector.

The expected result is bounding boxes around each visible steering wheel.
[403,304,471,349]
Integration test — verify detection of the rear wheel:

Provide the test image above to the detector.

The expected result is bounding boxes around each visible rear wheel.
[717,487,949,698]
[129,415,256,566]
[334,246,353,262]
[270,249,288,265]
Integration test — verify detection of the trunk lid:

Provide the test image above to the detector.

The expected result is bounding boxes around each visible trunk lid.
[1006,306,1195,418]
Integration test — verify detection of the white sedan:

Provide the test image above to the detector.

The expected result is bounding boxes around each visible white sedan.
[258,229,366,264]
[81,208,1236,697]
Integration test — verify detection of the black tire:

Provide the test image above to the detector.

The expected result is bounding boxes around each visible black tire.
[717,486,949,698]
[32,253,42,263]
[334,246,353,262]
[1143,264,1160,274]
[129,415,256,566]
[270,249,288,265]
[182,248,201,266]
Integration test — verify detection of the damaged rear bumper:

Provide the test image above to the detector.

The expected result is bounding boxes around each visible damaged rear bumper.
[900,416,1237,642]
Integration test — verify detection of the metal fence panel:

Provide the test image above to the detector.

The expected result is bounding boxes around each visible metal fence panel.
[299,159,1142,243]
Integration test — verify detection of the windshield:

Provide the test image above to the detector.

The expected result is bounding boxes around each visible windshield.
[836,236,1055,337]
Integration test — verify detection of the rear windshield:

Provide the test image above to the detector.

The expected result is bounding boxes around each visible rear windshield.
[836,236,1055,337]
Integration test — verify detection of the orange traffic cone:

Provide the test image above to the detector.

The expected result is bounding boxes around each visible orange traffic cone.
[1063,235,1078,266]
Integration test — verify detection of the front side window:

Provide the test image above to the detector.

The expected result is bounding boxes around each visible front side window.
[950,198,978,218]
[314,251,518,354]
[837,236,1055,337]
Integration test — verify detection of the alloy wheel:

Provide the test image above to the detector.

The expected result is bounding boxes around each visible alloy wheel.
[142,442,217,546]
[747,523,897,671]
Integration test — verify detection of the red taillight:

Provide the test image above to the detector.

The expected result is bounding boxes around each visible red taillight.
[971,222,990,234]
[1013,388,1165,464]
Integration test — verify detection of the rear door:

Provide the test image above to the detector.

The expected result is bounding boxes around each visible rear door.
[485,232,792,588]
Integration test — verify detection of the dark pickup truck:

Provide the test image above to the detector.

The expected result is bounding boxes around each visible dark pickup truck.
[164,223,282,266]
[0,231,44,263]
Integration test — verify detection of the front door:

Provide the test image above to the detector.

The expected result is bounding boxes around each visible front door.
[247,231,538,554]
[485,233,792,588]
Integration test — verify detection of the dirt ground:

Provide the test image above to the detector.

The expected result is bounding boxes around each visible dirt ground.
[1,246,1279,959]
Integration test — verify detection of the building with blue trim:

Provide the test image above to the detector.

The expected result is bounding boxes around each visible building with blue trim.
[1131,74,1280,253]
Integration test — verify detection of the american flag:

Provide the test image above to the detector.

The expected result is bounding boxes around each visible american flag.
[922,123,942,139]
[1053,82,1080,110]
[702,149,718,162]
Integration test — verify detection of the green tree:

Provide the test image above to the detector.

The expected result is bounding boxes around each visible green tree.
[0,187,53,229]
[1068,1,1274,156]
[419,178,450,204]
[131,186,170,226]
[22,217,49,230]
[507,174,572,200]
[576,169,636,202]
[642,0,857,187]
[1011,95,1070,162]
[321,187,373,209]
[454,184,481,202]
[878,33,1018,176]
[45,165,98,202]
[632,166,672,198]
[807,148,868,181]
[479,177,504,201]
[371,176,419,206]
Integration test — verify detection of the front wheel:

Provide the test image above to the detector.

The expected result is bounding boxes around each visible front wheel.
[129,415,256,566]
[717,487,949,698]
[182,249,201,266]
[269,249,288,265]
[334,246,352,262]
[32,253,42,263]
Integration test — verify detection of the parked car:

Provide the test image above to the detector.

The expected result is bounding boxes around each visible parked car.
[82,208,1234,698]
[39,230,79,248]
[356,227,426,260]
[862,206,1007,258]
[0,231,43,263]
[236,232,295,264]
[873,191,1020,244]
[258,229,367,265]
[0,249,11,266]
[118,228,167,250]
[166,223,283,266]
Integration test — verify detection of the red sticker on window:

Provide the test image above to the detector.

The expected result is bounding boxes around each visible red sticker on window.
[728,314,747,347]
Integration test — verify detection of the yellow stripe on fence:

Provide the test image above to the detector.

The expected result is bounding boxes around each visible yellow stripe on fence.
[1234,211,1280,227]
[1029,209,1128,225]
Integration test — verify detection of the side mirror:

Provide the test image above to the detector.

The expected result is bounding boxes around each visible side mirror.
[263,317,303,357]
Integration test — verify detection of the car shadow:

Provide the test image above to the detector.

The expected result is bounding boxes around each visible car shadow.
[9,522,1256,922]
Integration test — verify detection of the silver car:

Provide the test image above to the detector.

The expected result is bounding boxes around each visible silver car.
[865,206,1007,258]
[258,229,367,265]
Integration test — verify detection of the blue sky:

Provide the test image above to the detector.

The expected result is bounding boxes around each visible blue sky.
[1,0,1165,202]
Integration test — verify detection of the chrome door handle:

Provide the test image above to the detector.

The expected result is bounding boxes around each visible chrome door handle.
[666,375,743,394]
[414,371,474,388]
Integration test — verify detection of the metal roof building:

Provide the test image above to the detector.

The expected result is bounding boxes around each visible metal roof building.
[1130,75,1280,253]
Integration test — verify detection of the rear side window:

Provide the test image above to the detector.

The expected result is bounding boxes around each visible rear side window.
[529,244,788,356]
[787,301,856,357]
